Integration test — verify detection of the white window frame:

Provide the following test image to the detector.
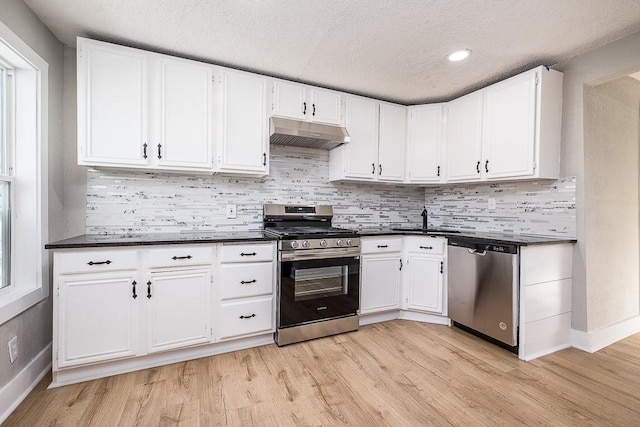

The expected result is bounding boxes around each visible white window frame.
[0,19,49,325]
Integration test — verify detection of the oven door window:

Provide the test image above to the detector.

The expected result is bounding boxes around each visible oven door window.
[292,265,348,301]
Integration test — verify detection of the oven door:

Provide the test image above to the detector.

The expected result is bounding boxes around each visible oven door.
[279,252,360,328]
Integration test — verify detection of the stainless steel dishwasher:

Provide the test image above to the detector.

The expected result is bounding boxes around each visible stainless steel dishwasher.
[447,239,519,349]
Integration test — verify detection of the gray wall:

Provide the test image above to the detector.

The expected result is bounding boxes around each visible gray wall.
[584,77,640,330]
[556,32,640,332]
[0,0,63,387]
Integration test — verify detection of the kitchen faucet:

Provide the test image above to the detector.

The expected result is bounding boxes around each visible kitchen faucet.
[421,206,428,231]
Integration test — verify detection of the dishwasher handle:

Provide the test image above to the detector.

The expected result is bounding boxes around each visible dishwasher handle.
[468,248,487,256]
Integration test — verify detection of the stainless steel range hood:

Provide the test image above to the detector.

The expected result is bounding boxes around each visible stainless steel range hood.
[269,117,350,150]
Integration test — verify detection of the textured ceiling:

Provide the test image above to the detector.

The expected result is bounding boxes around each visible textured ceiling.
[23,0,640,104]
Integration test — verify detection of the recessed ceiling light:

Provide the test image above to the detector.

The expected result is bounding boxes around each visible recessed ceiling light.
[447,49,471,62]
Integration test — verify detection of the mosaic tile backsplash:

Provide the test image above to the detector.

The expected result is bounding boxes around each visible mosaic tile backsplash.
[424,177,576,237]
[86,145,427,234]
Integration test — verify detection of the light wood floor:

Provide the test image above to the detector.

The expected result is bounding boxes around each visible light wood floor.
[5,320,640,426]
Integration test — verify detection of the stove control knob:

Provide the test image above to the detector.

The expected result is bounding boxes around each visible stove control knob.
[290,241,299,249]
[302,240,311,248]
[346,239,353,246]
[336,239,344,247]
[320,240,327,247]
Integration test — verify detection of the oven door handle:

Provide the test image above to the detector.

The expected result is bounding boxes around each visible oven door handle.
[280,248,360,262]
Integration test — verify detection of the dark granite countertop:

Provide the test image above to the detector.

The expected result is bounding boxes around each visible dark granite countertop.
[45,231,278,249]
[353,228,576,246]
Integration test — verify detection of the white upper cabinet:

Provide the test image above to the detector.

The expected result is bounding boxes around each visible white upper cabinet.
[214,68,269,175]
[271,80,344,125]
[151,56,214,170]
[482,66,563,180]
[77,39,148,166]
[330,97,407,183]
[77,38,214,173]
[445,91,484,182]
[406,104,444,183]
[378,103,406,182]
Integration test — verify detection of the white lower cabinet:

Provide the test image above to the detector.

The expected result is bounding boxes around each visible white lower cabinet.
[402,237,447,315]
[360,236,403,314]
[219,296,274,340]
[57,270,140,368]
[147,268,212,353]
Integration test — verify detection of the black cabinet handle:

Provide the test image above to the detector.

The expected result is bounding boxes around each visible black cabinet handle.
[476,161,480,174]
[399,259,403,271]
[172,255,192,260]
[377,245,388,248]
[437,165,440,177]
[239,314,256,319]
[87,260,111,266]
[378,164,382,175]
[440,261,444,274]
[240,252,257,257]
[143,143,148,159]
[147,281,152,299]
[419,246,433,250]
[303,102,306,115]
[132,281,137,299]
[263,152,267,166]
[157,144,162,159]
[312,103,316,116]
[485,160,489,173]
[372,163,375,174]
[241,279,257,284]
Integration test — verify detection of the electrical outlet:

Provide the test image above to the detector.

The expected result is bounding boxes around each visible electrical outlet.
[226,204,237,219]
[8,336,18,364]
[488,198,497,210]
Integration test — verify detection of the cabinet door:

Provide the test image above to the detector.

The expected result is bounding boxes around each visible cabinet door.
[147,268,212,353]
[406,254,443,313]
[378,103,406,182]
[483,70,537,179]
[77,40,148,166]
[58,271,139,368]
[445,91,483,182]
[310,88,344,125]
[217,69,269,174]
[340,96,379,179]
[271,80,307,120]
[361,254,402,314]
[406,104,443,183]
[154,57,214,170]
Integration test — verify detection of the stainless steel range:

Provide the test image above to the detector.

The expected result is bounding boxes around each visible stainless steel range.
[263,204,360,346]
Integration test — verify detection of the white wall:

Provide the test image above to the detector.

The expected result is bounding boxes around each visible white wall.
[555,32,640,332]
[0,0,63,387]
[584,77,640,330]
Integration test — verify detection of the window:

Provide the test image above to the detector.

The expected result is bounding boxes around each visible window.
[0,19,48,324]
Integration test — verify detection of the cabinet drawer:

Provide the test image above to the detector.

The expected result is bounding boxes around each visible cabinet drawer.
[220,243,274,263]
[220,262,273,300]
[57,249,138,274]
[148,245,213,268]
[405,237,445,255]
[219,297,273,339]
[361,236,402,254]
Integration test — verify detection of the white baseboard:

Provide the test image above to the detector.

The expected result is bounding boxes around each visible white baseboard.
[399,310,451,325]
[571,315,640,353]
[359,310,400,326]
[0,342,52,424]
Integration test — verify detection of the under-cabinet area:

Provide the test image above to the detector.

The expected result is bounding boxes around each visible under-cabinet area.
[50,240,277,387]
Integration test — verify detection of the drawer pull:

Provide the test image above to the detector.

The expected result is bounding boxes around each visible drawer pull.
[240,252,257,257]
[377,245,388,248]
[172,255,192,260]
[147,281,152,299]
[87,260,111,266]
[132,281,137,299]
[239,314,256,319]
[419,246,433,250]
[240,279,257,284]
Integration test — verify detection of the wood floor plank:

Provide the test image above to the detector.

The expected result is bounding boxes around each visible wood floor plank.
[5,320,640,426]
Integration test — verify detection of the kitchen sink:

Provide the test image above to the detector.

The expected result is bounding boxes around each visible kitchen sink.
[391,228,461,234]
